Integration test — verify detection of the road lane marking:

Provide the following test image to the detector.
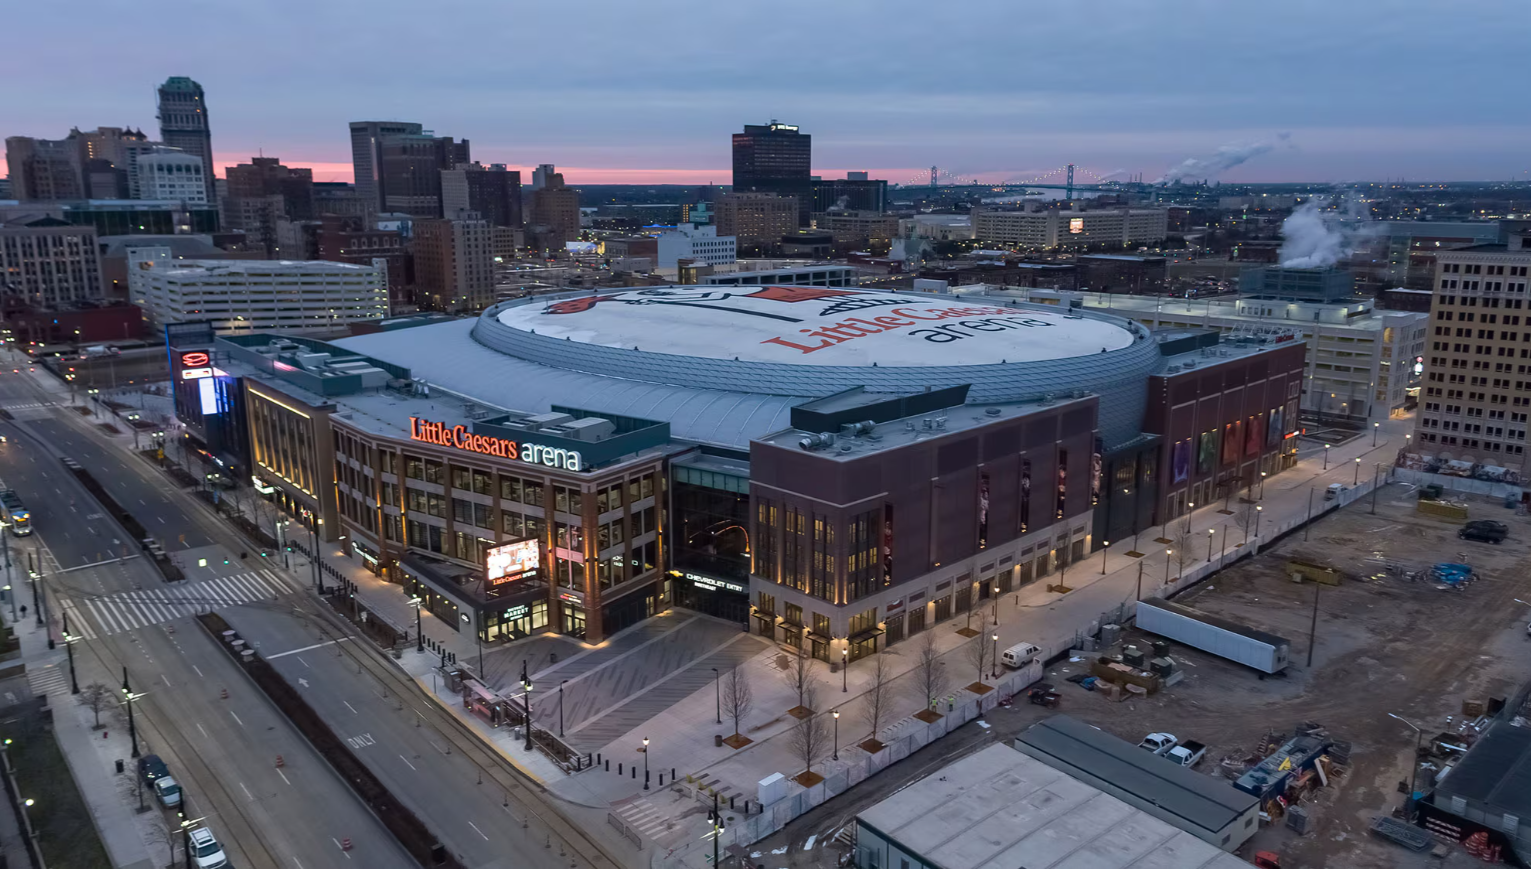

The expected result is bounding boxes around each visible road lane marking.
[240,781,252,799]
[331,838,350,860]
[278,768,290,786]
[296,655,308,668]
[229,710,244,727]
[343,701,357,715]
[197,723,208,738]
[399,754,416,770]
[468,820,489,840]
[192,665,203,678]
[267,638,349,659]
[160,674,170,687]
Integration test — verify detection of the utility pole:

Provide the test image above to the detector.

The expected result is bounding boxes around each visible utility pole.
[1306,581,1322,668]
[1370,464,1381,515]
[1303,489,1315,541]
[122,666,140,758]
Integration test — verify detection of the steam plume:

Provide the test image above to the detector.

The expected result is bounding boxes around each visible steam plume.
[1277,196,1381,269]
[1156,132,1291,184]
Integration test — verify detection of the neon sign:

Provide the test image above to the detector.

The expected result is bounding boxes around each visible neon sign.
[180,351,210,367]
[409,417,583,471]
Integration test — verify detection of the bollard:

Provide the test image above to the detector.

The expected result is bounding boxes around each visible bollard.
[477,770,482,785]
[618,763,622,775]
[605,759,610,772]
[503,791,509,808]
[659,773,664,786]
[631,766,636,779]
[545,835,551,849]
[596,752,601,766]
[672,767,676,780]
[729,795,735,810]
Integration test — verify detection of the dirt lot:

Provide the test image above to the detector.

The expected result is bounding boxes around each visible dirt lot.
[1038,486,1531,869]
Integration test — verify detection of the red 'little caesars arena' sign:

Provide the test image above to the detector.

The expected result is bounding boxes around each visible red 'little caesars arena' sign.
[409,417,583,471]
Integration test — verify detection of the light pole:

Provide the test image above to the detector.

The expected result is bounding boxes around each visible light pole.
[122,666,140,758]
[559,679,567,738]
[707,791,725,869]
[711,667,721,724]
[1353,457,1361,486]
[1371,464,1381,514]
[832,709,840,761]
[1303,488,1315,541]
[410,596,423,652]
[1387,713,1424,817]
[642,736,650,790]
[1206,528,1214,562]
[63,613,78,694]
[1100,540,1109,575]
[1323,444,1330,470]
[1259,471,1267,499]
[1164,549,1172,587]
[1185,502,1195,534]
[180,817,206,869]
[1254,506,1263,541]
[520,661,533,752]
[841,647,848,692]
[1372,422,1380,446]
[990,632,999,679]
[307,514,321,594]
[1306,580,1322,668]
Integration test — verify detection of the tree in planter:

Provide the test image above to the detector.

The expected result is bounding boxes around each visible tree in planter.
[141,808,176,867]
[859,651,895,751]
[780,647,818,715]
[78,682,113,729]
[722,664,753,746]
[1232,503,1255,545]
[1172,520,1194,579]
[965,630,995,688]
[786,684,829,784]
[911,630,949,717]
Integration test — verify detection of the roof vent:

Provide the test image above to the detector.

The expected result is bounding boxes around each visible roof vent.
[985,407,1002,417]
[934,417,948,430]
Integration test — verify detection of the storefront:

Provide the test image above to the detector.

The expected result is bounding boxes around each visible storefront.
[484,600,549,641]
[672,570,749,625]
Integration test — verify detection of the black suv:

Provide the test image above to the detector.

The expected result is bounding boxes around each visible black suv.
[1458,520,1509,544]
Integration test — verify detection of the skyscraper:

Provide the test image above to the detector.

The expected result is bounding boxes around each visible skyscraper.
[349,121,424,214]
[378,134,469,218]
[156,77,214,202]
[224,157,315,254]
[732,121,812,226]
[4,137,84,201]
[441,163,522,227]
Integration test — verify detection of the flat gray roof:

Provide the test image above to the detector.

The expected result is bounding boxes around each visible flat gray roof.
[857,744,1248,869]
[1014,716,1258,837]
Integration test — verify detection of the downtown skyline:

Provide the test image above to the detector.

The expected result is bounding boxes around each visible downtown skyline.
[4,0,1529,186]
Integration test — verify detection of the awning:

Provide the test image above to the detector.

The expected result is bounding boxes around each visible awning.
[849,627,885,645]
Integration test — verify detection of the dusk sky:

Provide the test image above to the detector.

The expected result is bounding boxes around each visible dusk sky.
[6,0,1528,186]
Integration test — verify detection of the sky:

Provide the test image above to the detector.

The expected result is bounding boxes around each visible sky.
[4,0,1529,186]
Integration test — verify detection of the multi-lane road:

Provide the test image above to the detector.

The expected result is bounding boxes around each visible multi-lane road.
[0,367,628,869]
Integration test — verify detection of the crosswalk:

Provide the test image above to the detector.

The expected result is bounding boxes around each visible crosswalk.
[1,401,49,411]
[612,795,682,845]
[27,663,70,698]
[61,570,294,639]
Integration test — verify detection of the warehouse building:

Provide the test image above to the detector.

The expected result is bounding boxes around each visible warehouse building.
[853,743,1252,869]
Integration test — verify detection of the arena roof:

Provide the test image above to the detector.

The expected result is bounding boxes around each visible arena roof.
[493,286,1133,368]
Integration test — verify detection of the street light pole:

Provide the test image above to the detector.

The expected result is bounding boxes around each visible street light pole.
[990,632,999,679]
[1306,580,1322,668]
[559,680,567,738]
[1206,529,1214,563]
[841,648,848,692]
[832,709,840,761]
[1303,489,1315,541]
[1163,549,1172,587]
[1353,457,1361,486]
[1388,713,1424,818]
[1371,464,1381,514]
[63,613,78,694]
[642,736,650,790]
[1373,422,1380,446]
[711,667,721,724]
[122,666,140,758]
[308,517,321,594]
[1100,540,1109,575]
[411,597,423,652]
[1323,444,1330,470]
[1259,471,1267,499]
[520,661,533,752]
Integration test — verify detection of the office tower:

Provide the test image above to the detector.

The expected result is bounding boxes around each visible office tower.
[413,217,495,312]
[378,134,469,218]
[1414,230,1531,473]
[5,137,84,201]
[68,126,153,198]
[349,121,424,214]
[441,163,522,227]
[137,149,208,203]
[224,157,315,253]
[156,77,215,202]
[531,164,557,191]
[715,192,797,253]
[732,121,812,226]
[0,216,104,305]
[526,172,579,250]
[812,175,889,214]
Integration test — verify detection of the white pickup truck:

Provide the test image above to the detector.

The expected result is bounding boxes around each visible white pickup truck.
[1137,732,1178,756]
[1165,740,1207,767]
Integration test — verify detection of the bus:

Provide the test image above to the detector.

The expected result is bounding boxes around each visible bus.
[0,490,31,536]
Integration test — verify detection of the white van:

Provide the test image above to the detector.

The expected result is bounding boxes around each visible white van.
[1324,483,1345,501]
[1000,642,1042,669]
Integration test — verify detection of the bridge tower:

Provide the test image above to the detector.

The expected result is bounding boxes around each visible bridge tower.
[930,166,938,190]
[1065,163,1075,200]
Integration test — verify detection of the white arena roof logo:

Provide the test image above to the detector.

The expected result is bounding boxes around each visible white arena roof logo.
[495,287,1132,367]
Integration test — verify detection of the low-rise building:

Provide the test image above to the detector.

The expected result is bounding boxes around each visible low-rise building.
[129,257,385,333]
[855,743,1253,869]
[698,264,854,288]
[971,206,1168,250]
[656,225,735,272]
[137,149,208,204]
[1078,253,1167,294]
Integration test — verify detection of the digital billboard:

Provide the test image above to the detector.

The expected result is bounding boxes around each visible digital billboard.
[486,539,539,584]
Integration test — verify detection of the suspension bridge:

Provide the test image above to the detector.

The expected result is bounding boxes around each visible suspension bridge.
[904,164,1146,198]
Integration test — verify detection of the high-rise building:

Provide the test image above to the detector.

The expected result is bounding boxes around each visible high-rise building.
[156,77,214,202]
[526,172,580,250]
[413,218,495,312]
[224,157,315,254]
[68,126,154,198]
[441,163,522,227]
[715,192,797,252]
[137,149,208,204]
[5,137,84,201]
[1414,231,1531,473]
[812,175,889,214]
[732,121,812,226]
[316,215,407,311]
[531,164,557,190]
[0,215,103,306]
[378,134,469,218]
[348,121,424,214]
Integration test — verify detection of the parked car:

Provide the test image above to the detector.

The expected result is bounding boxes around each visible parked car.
[1000,642,1042,669]
[153,775,182,808]
[1137,732,1178,755]
[187,828,229,869]
[137,754,170,785]
[1164,740,1207,767]
[1458,520,1508,544]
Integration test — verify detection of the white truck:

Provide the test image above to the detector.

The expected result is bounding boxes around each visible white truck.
[1165,740,1207,767]
[1000,642,1042,669]
[1137,732,1178,756]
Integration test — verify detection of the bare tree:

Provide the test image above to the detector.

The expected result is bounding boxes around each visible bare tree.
[911,631,949,714]
[787,686,830,780]
[78,682,112,729]
[965,630,995,685]
[1232,503,1255,544]
[142,809,177,867]
[722,664,753,740]
[859,651,895,746]
[780,646,818,713]
[1172,520,1193,578]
